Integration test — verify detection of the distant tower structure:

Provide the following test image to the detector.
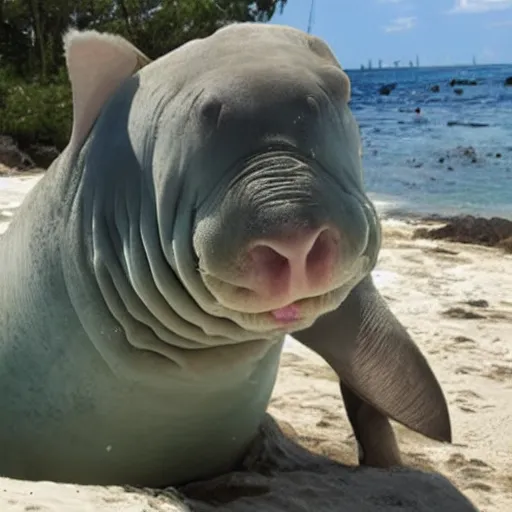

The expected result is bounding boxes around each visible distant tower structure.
[360,64,365,70]
[378,59,383,69]
[416,54,420,67]
[409,60,414,67]
[368,59,372,70]
[307,0,316,34]
[394,60,400,68]
[472,55,477,66]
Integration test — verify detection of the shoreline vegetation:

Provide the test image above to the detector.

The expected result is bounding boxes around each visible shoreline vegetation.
[0,0,288,160]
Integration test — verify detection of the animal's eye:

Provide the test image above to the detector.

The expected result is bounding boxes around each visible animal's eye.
[199,96,223,128]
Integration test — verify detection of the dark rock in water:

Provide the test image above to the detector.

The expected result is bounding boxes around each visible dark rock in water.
[460,146,477,159]
[0,135,35,170]
[450,78,478,87]
[447,121,490,128]
[447,166,454,171]
[496,153,502,158]
[413,215,512,252]
[453,88,464,96]
[430,84,440,93]
[504,76,512,86]
[27,144,60,168]
[379,83,397,95]
[406,157,424,168]
[442,145,478,163]
[439,157,445,164]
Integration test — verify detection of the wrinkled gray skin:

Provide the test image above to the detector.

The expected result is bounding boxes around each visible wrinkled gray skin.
[0,23,451,487]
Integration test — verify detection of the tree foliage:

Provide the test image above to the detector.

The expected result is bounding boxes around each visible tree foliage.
[0,0,287,152]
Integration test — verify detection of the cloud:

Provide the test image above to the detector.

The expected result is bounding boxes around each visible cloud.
[384,16,417,32]
[450,0,512,13]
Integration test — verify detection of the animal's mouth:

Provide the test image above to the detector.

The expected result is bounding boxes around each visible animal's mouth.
[198,253,370,334]
[241,287,346,334]
[269,303,302,324]
[206,276,345,330]
[200,269,340,314]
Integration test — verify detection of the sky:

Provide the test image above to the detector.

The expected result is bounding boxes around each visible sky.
[270,0,512,69]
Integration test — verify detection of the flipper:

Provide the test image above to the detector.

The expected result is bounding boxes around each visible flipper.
[294,274,451,466]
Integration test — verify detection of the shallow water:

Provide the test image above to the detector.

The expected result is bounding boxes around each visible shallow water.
[347,64,512,219]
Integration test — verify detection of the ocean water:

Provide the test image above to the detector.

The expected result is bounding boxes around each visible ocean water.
[346,64,512,220]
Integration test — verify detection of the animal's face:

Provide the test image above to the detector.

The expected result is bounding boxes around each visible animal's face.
[178,52,381,335]
[192,151,378,335]
[112,26,384,337]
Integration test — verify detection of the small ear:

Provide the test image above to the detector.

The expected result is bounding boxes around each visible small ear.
[294,274,451,461]
[63,28,152,154]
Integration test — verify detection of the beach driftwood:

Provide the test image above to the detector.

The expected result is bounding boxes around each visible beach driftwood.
[379,82,397,95]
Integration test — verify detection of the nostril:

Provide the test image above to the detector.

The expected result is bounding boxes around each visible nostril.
[248,245,290,284]
[306,228,337,280]
[245,226,339,299]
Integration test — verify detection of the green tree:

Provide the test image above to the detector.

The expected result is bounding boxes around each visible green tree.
[0,0,288,154]
[1,0,288,81]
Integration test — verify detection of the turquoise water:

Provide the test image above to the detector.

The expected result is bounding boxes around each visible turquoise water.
[347,64,512,219]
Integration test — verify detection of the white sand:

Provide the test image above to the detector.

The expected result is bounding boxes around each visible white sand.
[1,174,510,511]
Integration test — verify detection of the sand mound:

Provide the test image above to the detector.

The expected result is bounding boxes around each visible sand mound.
[0,416,477,512]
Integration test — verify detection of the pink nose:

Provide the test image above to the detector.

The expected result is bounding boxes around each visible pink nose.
[246,226,339,301]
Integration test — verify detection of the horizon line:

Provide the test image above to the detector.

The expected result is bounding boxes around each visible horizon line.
[343,61,512,72]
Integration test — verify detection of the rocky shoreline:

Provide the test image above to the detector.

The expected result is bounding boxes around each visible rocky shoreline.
[413,215,512,253]
[380,212,512,254]
[0,135,58,174]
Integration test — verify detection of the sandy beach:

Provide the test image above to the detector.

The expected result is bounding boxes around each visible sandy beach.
[0,173,510,511]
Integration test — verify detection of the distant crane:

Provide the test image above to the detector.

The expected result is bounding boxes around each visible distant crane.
[307,0,316,34]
